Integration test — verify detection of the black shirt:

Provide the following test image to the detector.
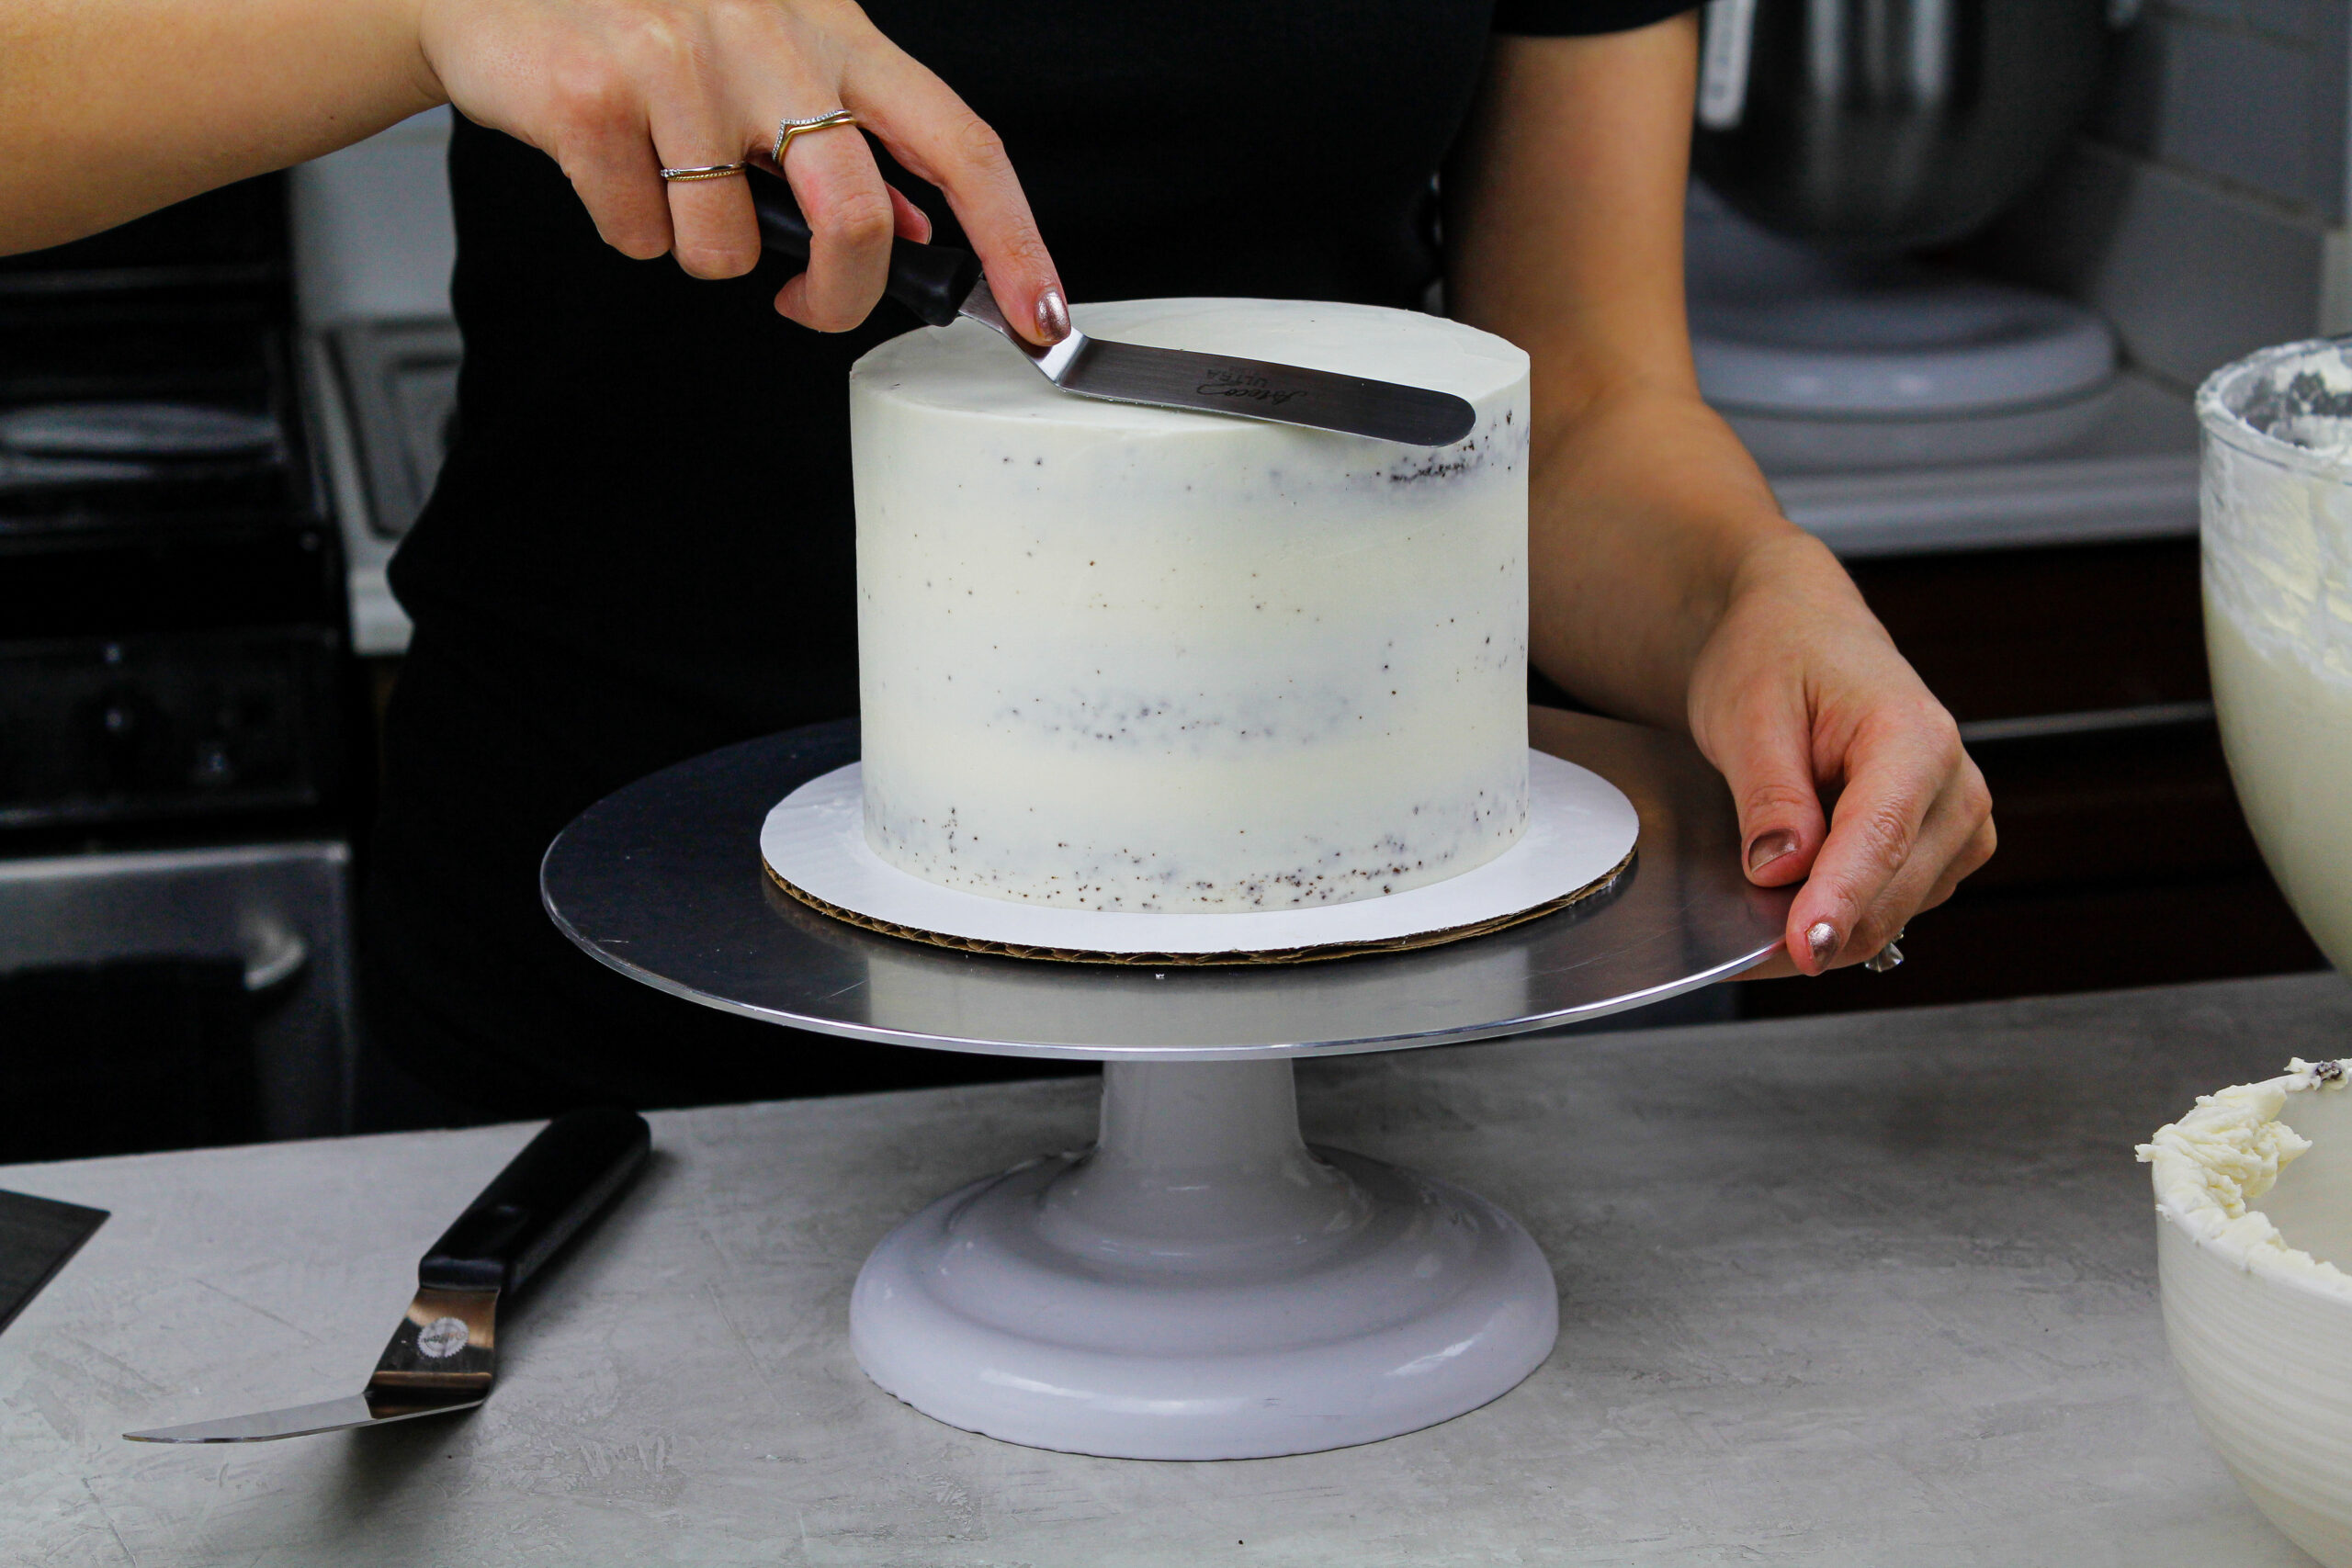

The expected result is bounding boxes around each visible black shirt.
[364,0,1695,1118]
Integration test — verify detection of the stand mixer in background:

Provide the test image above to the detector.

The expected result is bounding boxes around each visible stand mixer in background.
[1688,0,2131,470]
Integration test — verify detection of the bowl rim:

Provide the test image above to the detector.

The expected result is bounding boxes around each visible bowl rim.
[2197,336,2352,481]
[2143,1058,2352,1309]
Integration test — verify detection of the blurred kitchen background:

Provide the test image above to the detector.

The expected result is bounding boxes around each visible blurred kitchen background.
[1,0,2342,1161]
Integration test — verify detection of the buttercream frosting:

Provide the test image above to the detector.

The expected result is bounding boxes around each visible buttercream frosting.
[2200,341,2352,973]
[2139,1058,2352,1295]
[849,298,1532,912]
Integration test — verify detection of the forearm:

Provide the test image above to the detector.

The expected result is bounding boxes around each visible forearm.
[1445,22,1826,729]
[0,0,441,255]
[1447,25,1990,967]
[1521,386,1820,729]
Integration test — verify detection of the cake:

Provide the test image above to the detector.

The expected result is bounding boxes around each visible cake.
[849,298,1531,913]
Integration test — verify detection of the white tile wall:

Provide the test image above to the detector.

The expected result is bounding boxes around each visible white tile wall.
[2097,8,2344,217]
[1975,0,2351,389]
[1987,142,2336,386]
[2243,0,2337,45]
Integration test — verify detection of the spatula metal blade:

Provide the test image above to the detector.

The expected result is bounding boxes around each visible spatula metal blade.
[957,283,1479,447]
[122,1390,483,1444]
[122,1286,498,1443]
[120,1110,649,1448]
[1049,337,1480,446]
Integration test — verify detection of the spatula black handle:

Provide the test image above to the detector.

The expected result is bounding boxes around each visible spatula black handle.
[419,1109,650,1295]
[747,166,981,329]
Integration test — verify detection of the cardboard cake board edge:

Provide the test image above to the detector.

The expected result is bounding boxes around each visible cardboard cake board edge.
[761,845,1637,967]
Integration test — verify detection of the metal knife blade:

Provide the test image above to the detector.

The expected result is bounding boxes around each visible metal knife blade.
[955,283,1477,446]
[124,1109,649,1444]
[119,1391,484,1445]
[746,170,1478,447]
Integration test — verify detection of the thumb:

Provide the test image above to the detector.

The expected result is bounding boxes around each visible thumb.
[1698,687,1827,891]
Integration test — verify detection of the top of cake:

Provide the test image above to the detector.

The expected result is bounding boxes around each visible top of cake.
[854,297,1528,435]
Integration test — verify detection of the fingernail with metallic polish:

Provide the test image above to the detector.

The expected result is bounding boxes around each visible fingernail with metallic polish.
[1747,830,1798,874]
[1805,920,1839,966]
[1034,288,1070,344]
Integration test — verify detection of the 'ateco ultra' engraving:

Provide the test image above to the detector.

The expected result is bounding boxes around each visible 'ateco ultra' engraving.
[1196,367,1306,408]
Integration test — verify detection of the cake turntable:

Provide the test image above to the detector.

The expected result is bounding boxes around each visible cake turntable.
[541,706,1791,1460]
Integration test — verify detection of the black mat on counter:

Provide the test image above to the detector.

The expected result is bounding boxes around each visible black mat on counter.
[0,1190,107,1337]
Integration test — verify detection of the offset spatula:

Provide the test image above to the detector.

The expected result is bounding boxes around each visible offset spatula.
[748,170,1476,447]
[125,1108,650,1444]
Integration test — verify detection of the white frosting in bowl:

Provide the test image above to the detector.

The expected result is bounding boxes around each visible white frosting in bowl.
[2173,341,2352,1562]
[2139,1058,2352,1297]
[2199,341,2352,974]
[2143,1056,2352,1565]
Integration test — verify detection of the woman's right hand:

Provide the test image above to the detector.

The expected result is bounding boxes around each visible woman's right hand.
[413,0,1068,343]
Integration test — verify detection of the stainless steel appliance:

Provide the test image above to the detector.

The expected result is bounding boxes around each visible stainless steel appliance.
[1681,0,2135,471]
[0,842,356,1155]
[0,178,361,1157]
[1692,0,2115,249]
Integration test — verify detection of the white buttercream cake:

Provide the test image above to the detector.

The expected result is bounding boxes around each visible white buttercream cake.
[849,298,1531,913]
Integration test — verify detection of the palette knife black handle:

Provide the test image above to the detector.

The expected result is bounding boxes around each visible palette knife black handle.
[418,1108,650,1295]
[747,165,982,329]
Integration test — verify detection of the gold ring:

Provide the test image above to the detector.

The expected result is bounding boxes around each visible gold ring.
[773,109,859,164]
[661,162,749,182]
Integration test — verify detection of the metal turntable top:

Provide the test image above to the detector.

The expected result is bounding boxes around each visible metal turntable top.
[540,710,1792,1061]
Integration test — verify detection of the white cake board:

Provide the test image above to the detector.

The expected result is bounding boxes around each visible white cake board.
[759,750,1638,962]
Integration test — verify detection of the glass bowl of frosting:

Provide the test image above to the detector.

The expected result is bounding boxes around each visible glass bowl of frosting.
[2200,339,2352,971]
[2141,1058,2352,1563]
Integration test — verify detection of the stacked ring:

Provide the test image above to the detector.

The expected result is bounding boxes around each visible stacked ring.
[661,162,749,182]
[773,109,859,164]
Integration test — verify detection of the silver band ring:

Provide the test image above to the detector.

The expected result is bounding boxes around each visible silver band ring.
[661,162,749,182]
[1864,926,1908,974]
[773,109,859,164]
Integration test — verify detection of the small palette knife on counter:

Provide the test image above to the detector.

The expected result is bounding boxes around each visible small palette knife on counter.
[124,1108,649,1443]
[746,169,1476,448]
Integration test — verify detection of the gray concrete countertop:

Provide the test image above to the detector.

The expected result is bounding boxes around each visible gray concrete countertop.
[5,973,2343,1566]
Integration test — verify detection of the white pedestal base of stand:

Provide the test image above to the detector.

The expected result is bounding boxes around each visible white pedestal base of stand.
[851,1059,1558,1460]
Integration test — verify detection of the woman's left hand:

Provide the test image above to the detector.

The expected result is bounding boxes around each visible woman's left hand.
[1686,531,1996,976]
[1446,20,1995,980]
